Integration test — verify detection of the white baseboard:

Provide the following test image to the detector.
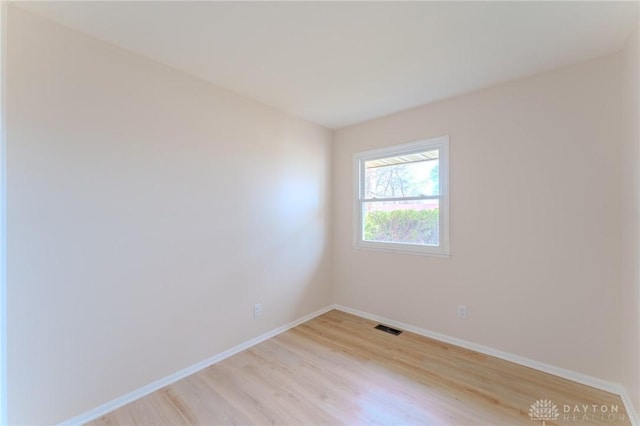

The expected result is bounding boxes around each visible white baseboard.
[620,388,640,426]
[334,304,639,426]
[61,303,639,426]
[59,305,335,426]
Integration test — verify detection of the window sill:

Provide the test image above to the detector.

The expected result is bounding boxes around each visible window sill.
[353,242,451,258]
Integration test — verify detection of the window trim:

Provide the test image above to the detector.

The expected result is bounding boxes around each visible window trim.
[352,136,450,257]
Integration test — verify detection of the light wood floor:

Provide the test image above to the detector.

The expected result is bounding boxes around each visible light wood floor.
[89,310,630,425]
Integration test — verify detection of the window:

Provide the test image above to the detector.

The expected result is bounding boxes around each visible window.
[353,136,450,256]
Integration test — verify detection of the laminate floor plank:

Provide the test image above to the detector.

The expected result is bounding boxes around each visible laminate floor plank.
[87,310,631,425]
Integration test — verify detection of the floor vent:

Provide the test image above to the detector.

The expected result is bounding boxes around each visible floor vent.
[375,324,403,335]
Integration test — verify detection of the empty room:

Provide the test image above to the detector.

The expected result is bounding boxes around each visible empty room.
[1,1,639,425]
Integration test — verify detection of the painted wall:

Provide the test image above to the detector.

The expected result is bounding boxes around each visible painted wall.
[6,7,332,424]
[0,2,7,425]
[621,25,640,415]
[333,54,624,384]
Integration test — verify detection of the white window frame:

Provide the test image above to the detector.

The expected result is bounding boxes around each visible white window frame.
[353,135,450,257]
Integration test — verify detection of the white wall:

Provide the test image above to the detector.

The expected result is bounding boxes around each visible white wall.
[0,2,7,425]
[621,25,640,414]
[334,54,625,384]
[6,7,332,424]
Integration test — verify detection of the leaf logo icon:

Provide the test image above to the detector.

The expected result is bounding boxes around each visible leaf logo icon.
[529,399,559,426]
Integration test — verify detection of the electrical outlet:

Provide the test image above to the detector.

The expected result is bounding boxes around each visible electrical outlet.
[253,303,263,318]
[457,305,467,319]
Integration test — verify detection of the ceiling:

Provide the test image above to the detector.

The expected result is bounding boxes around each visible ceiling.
[14,1,639,129]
